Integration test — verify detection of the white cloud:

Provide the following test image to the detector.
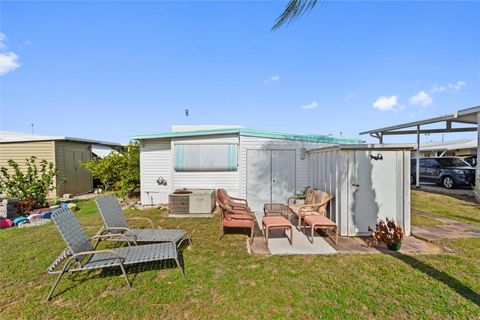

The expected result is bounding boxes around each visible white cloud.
[264,75,280,84]
[449,80,466,91]
[409,91,432,107]
[0,33,21,76]
[300,101,318,110]
[430,85,446,93]
[372,96,400,111]
[429,81,467,93]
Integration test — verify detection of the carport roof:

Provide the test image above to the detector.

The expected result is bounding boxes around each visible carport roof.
[131,127,364,144]
[0,130,121,146]
[360,105,480,138]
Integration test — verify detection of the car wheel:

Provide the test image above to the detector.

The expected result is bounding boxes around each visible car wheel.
[442,176,455,189]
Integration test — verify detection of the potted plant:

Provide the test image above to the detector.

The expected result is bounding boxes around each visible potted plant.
[368,218,404,251]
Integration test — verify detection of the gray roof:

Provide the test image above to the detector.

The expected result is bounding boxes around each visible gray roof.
[0,130,121,146]
[360,105,480,137]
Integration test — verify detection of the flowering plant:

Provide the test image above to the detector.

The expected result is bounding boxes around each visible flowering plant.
[368,218,404,247]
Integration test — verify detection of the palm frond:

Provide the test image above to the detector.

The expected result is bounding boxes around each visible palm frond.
[272,0,319,31]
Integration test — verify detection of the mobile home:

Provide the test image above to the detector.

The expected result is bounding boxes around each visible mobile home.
[133,126,411,236]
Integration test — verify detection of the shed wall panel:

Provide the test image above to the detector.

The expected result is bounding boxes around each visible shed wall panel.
[55,141,93,196]
[308,148,410,236]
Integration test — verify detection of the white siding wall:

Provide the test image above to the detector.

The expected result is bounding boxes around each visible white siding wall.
[309,148,411,236]
[308,150,348,234]
[239,136,330,199]
[171,134,241,197]
[140,139,173,205]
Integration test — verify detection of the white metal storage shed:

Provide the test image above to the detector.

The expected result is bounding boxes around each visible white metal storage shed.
[308,144,413,236]
[132,126,363,210]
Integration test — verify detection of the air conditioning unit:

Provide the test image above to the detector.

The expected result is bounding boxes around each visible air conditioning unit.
[169,189,215,215]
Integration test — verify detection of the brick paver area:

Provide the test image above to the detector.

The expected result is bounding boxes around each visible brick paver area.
[412,212,480,242]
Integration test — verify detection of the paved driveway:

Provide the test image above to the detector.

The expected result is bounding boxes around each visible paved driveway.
[413,183,475,198]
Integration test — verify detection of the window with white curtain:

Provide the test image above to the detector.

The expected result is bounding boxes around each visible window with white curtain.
[174,144,238,172]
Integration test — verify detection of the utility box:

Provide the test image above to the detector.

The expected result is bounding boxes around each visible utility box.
[308,144,413,236]
[168,189,215,215]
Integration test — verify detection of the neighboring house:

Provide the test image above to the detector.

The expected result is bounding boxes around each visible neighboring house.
[411,139,477,158]
[0,131,121,197]
[405,139,477,158]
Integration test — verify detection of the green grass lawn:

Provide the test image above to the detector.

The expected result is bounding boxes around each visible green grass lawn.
[1,191,480,319]
[412,190,480,226]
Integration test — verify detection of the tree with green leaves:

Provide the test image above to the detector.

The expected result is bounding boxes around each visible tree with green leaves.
[82,142,140,197]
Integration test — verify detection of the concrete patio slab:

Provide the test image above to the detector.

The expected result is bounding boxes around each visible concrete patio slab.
[249,212,443,255]
[252,212,337,255]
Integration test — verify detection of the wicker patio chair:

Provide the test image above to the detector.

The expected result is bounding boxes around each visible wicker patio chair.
[288,189,333,229]
[46,208,184,301]
[217,201,255,243]
[216,188,251,212]
[95,195,191,248]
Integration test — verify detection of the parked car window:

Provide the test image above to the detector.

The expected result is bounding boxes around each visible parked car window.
[436,158,470,167]
[419,159,438,167]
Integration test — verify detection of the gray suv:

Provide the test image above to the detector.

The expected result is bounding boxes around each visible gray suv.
[411,157,475,189]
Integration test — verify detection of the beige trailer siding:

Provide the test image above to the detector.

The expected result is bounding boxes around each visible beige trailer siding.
[54,141,93,196]
[0,141,55,168]
[0,141,57,196]
[0,140,94,197]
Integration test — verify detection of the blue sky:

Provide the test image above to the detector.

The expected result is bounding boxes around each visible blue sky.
[1,1,479,144]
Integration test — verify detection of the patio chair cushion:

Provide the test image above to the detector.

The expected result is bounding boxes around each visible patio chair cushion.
[304,215,336,227]
[222,218,253,228]
[289,189,331,216]
[224,213,254,221]
[262,216,292,228]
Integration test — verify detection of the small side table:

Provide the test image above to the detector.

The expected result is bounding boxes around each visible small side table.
[263,203,291,218]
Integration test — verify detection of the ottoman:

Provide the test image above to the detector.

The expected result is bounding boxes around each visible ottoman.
[262,216,293,247]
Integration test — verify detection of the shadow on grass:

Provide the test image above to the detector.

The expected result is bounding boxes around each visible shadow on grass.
[389,252,480,307]
[49,252,185,300]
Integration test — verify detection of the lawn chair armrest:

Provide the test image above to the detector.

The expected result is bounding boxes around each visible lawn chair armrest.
[224,207,253,216]
[47,249,72,274]
[102,227,132,233]
[48,249,124,274]
[90,234,135,247]
[127,217,155,228]
[230,197,248,206]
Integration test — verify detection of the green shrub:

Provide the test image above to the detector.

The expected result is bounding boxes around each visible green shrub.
[82,142,140,197]
[0,156,59,213]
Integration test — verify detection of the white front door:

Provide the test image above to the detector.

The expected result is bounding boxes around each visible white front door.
[246,149,296,212]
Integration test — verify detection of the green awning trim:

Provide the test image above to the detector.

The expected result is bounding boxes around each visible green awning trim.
[131,127,363,144]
